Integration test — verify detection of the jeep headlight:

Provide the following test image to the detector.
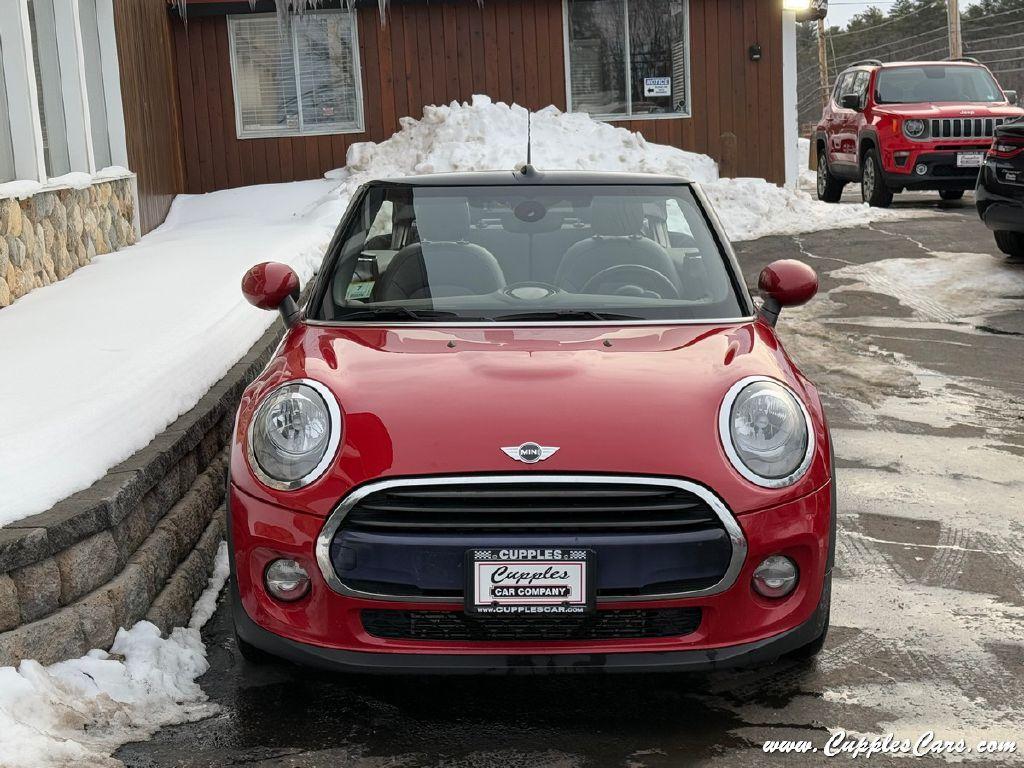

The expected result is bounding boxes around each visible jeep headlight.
[247,380,341,490]
[719,377,814,488]
[904,119,926,138]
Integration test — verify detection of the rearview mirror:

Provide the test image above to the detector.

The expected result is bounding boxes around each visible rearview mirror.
[757,260,818,327]
[1006,90,1018,105]
[840,93,862,111]
[242,262,301,327]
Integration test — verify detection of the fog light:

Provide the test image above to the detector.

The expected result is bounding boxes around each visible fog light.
[264,559,310,601]
[752,555,798,598]
[915,163,928,176]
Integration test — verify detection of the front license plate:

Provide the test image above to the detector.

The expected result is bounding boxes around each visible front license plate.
[957,151,985,168]
[466,548,595,615]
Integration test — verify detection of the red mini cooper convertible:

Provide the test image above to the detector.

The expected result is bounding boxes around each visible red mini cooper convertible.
[229,169,835,673]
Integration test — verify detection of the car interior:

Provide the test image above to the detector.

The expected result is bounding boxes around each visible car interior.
[313,184,745,320]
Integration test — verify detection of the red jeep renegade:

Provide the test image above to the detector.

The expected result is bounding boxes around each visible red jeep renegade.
[814,59,1023,207]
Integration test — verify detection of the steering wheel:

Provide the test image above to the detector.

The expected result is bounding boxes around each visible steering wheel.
[580,265,680,300]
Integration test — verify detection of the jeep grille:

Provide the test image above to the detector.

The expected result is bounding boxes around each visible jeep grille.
[928,117,1008,140]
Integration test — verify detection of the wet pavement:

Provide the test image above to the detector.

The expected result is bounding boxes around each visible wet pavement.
[118,192,1024,767]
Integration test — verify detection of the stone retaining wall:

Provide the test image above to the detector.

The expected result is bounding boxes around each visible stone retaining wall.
[0,176,136,308]
[0,322,282,666]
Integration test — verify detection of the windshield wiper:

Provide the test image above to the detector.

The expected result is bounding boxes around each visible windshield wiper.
[337,307,491,322]
[494,309,644,322]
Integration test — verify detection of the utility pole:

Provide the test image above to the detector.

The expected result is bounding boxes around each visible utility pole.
[817,17,829,107]
[947,0,963,59]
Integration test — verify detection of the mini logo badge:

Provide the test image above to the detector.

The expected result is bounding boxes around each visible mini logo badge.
[501,442,559,464]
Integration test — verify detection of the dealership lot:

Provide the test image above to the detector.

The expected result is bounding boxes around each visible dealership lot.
[118,197,1024,768]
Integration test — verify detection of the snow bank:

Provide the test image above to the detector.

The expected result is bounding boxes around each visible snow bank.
[0,543,230,768]
[329,95,910,241]
[0,166,135,200]
[0,180,344,524]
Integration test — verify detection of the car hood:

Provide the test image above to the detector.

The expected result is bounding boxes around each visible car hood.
[874,103,1024,119]
[232,322,831,516]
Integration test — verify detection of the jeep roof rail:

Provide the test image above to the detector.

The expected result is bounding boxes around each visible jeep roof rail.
[849,59,883,67]
[947,56,981,64]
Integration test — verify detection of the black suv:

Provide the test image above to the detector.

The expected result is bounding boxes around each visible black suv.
[977,119,1024,257]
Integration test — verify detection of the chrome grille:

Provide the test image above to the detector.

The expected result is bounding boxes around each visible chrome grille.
[928,117,1007,140]
[343,481,721,534]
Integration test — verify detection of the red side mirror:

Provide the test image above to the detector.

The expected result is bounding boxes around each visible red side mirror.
[242,262,301,327]
[757,259,818,326]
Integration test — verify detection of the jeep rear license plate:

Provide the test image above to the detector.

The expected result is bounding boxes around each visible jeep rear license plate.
[466,548,595,615]
[957,151,985,168]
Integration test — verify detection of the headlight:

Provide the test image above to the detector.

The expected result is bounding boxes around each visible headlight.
[247,380,341,490]
[719,377,814,488]
[904,119,926,138]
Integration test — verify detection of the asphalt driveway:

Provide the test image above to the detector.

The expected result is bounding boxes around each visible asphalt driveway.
[118,193,1024,767]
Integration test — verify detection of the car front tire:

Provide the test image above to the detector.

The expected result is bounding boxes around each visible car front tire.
[994,230,1024,258]
[816,150,845,203]
[939,189,965,201]
[861,148,894,208]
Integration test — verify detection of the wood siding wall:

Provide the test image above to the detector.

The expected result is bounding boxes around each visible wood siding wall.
[113,0,186,234]
[171,0,783,194]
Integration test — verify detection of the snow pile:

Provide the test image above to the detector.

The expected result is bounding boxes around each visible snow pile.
[797,136,819,189]
[0,179,344,523]
[0,543,230,768]
[0,166,135,200]
[329,95,910,241]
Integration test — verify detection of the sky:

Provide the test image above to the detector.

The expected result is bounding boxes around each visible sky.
[825,0,980,28]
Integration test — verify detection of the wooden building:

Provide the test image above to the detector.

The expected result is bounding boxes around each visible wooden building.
[1,0,802,241]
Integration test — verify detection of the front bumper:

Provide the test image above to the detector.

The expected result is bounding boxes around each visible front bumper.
[231,575,831,673]
[882,150,985,191]
[228,477,833,673]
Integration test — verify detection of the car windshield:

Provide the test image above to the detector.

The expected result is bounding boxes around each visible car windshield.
[875,65,1004,104]
[310,184,747,323]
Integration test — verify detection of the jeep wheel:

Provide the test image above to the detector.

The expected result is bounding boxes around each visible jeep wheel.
[816,151,845,203]
[861,148,894,208]
[939,189,965,201]
[994,230,1024,258]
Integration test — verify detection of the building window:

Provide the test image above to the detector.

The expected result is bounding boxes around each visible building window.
[79,0,111,170]
[565,0,690,120]
[27,0,71,176]
[228,11,363,139]
[0,36,15,182]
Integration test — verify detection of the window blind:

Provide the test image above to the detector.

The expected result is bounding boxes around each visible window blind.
[229,11,363,138]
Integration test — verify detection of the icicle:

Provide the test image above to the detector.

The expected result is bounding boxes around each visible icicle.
[171,0,187,21]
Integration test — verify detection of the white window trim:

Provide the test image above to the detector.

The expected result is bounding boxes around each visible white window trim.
[227,9,366,140]
[562,0,692,122]
[1,0,47,180]
[0,0,130,184]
